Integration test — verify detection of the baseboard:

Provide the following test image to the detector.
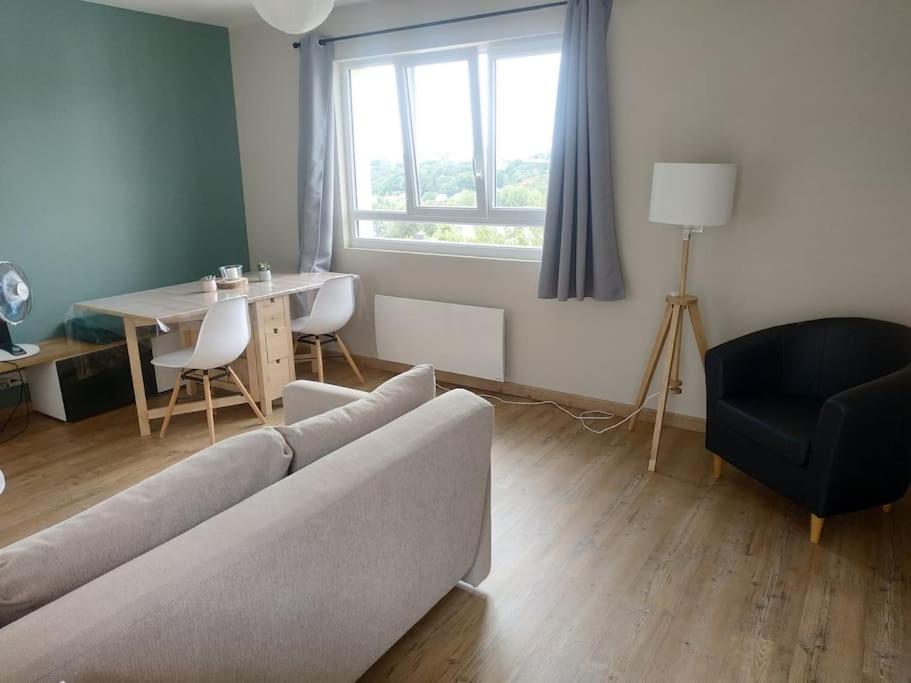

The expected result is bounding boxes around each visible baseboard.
[353,355,706,433]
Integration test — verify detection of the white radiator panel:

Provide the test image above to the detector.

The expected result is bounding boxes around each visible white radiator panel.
[375,295,505,381]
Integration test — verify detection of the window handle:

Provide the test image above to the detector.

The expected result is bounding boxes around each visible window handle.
[472,156,483,180]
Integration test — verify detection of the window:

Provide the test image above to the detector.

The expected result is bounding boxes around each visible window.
[339,38,561,259]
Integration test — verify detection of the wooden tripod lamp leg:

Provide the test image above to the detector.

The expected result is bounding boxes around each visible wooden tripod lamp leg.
[687,301,709,362]
[668,312,685,394]
[649,304,682,472]
[629,304,674,432]
[668,231,693,392]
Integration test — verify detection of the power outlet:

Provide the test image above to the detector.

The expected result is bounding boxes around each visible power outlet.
[0,375,25,391]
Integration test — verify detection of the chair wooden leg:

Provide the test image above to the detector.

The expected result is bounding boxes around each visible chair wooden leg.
[883,504,893,513]
[226,366,266,424]
[202,372,216,445]
[335,335,364,384]
[159,373,183,438]
[810,514,824,544]
[314,339,324,383]
[712,454,723,480]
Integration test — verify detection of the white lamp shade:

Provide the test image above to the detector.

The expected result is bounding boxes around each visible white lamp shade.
[252,0,334,35]
[649,163,737,227]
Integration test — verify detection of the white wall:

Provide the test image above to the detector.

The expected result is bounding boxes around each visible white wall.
[230,0,911,418]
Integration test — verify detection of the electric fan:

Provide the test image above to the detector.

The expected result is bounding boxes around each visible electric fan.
[0,261,40,361]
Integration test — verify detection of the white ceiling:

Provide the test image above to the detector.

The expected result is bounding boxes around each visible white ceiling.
[84,0,377,29]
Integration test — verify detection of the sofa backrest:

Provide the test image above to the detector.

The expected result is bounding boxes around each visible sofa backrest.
[0,428,292,628]
[279,364,437,472]
[780,318,911,398]
[0,390,493,682]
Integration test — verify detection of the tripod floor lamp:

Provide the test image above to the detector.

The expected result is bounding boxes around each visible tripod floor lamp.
[629,163,738,472]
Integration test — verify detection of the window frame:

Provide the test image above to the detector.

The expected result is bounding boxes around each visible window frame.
[336,35,562,261]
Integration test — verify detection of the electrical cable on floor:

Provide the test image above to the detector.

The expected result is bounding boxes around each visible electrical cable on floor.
[0,359,31,445]
[436,382,661,435]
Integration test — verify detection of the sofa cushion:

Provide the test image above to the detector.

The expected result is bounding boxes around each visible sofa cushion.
[0,428,292,628]
[714,395,823,467]
[277,364,436,472]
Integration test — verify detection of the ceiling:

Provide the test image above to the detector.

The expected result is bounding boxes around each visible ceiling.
[84,0,377,29]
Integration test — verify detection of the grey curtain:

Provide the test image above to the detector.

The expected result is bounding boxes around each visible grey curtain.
[537,0,625,301]
[298,35,335,274]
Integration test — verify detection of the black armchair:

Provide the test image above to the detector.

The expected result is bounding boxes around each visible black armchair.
[705,318,911,542]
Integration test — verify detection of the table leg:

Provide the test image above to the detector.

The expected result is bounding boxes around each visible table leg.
[123,317,151,436]
[249,300,273,417]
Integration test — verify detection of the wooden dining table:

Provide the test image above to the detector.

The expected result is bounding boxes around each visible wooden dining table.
[75,272,353,436]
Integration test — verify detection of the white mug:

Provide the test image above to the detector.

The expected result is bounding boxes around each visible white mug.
[219,265,243,280]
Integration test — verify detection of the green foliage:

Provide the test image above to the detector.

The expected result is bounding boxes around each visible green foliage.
[363,154,550,248]
[369,160,405,197]
[370,220,544,248]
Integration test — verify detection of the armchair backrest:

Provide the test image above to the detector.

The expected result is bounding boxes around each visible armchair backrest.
[780,318,911,399]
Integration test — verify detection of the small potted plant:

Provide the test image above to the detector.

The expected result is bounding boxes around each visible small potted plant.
[200,274,218,292]
[257,262,273,282]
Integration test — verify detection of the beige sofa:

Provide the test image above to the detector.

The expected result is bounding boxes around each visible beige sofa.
[0,378,492,682]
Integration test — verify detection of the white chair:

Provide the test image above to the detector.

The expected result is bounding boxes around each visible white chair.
[152,296,265,444]
[291,275,364,384]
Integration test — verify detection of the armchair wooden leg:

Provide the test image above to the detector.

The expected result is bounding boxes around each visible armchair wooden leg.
[883,504,893,513]
[335,335,364,384]
[810,514,824,544]
[202,372,216,445]
[226,366,266,425]
[712,454,723,480]
[159,373,183,438]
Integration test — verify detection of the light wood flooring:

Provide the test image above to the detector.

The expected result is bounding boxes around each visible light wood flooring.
[0,360,908,682]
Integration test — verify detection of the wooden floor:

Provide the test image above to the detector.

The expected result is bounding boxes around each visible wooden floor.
[1,360,909,682]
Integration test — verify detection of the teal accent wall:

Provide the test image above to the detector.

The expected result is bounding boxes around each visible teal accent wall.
[0,0,248,342]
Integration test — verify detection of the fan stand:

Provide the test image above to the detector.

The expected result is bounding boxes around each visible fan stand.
[627,228,709,472]
[0,344,40,363]
[0,320,40,362]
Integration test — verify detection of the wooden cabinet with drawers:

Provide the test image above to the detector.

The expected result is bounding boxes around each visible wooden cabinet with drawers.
[249,295,296,416]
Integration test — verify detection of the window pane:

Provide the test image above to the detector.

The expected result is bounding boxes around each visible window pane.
[409,61,477,208]
[358,220,543,248]
[494,52,561,209]
[349,65,405,211]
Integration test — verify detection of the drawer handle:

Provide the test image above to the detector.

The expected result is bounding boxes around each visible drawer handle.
[273,328,278,334]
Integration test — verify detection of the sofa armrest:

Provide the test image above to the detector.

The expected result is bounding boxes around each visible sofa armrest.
[282,380,368,425]
[809,365,911,516]
[706,328,783,401]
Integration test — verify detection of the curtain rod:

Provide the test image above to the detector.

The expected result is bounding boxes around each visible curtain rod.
[292,1,568,49]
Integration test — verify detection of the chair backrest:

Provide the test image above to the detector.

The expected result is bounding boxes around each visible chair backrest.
[185,296,251,370]
[302,275,357,335]
[780,318,911,398]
